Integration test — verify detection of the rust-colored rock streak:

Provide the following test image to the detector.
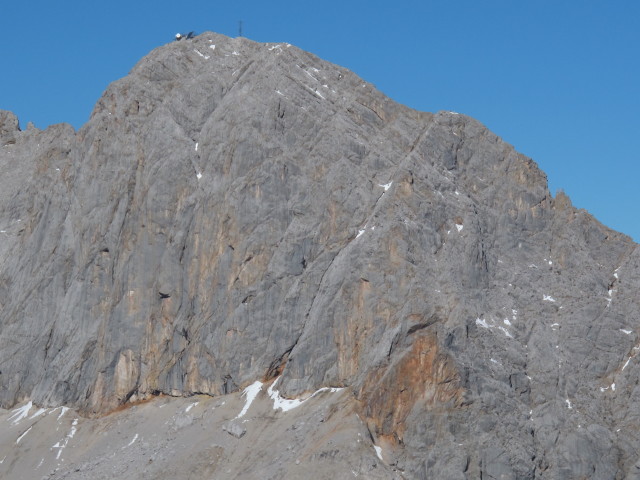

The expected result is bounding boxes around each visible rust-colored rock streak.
[360,332,463,441]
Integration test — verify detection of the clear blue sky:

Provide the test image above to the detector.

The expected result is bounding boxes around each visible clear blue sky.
[2,1,639,241]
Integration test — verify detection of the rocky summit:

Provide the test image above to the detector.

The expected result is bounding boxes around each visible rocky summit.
[1,32,639,479]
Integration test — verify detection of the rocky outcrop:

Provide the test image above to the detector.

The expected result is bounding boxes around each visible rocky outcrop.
[1,32,639,478]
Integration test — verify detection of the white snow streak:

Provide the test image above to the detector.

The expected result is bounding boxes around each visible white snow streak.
[621,329,633,335]
[378,182,392,191]
[497,326,513,338]
[236,381,263,418]
[57,406,70,421]
[209,44,216,50]
[622,357,632,371]
[193,49,210,60]
[8,401,32,424]
[195,142,198,152]
[185,402,199,413]
[126,433,139,447]
[611,383,616,391]
[29,407,48,420]
[267,377,343,412]
[356,229,365,239]
[16,425,33,444]
[53,419,78,460]
[543,295,556,302]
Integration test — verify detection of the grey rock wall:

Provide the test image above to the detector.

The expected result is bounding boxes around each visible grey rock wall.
[1,32,638,478]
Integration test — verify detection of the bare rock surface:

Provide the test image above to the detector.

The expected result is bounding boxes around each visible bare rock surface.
[1,32,639,478]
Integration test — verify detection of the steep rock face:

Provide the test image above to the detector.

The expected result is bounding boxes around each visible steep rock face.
[1,32,639,478]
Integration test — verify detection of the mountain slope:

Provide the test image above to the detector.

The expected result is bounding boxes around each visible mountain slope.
[1,32,639,479]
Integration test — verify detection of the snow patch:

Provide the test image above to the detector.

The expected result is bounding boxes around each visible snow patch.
[456,224,463,232]
[267,377,343,412]
[236,381,263,418]
[621,329,633,335]
[185,402,199,413]
[565,399,572,409]
[378,182,392,191]
[8,401,32,424]
[268,378,304,412]
[356,228,365,239]
[196,172,202,180]
[209,44,215,50]
[543,295,556,302]
[503,319,511,326]
[622,357,632,371]
[195,142,198,152]
[475,318,491,329]
[373,445,383,460]
[611,383,616,391]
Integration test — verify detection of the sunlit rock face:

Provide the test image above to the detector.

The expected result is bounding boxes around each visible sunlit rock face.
[1,32,639,479]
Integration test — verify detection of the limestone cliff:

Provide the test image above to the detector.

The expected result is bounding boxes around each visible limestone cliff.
[1,32,639,479]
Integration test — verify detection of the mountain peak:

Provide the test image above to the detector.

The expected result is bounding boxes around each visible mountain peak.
[1,32,639,479]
